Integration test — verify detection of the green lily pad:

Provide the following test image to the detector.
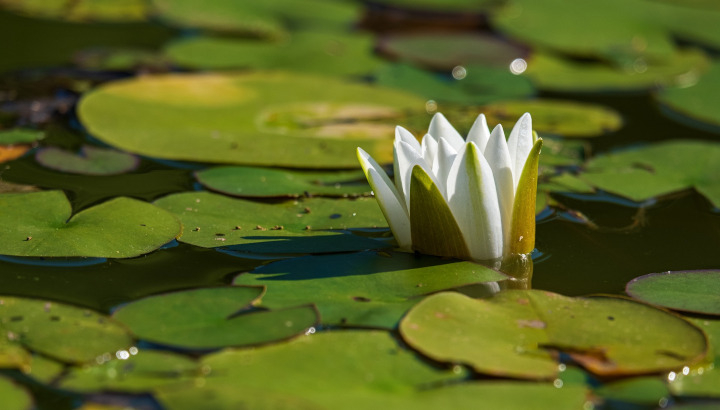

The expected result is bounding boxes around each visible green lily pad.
[73,47,171,71]
[21,354,66,384]
[378,32,528,70]
[580,140,720,207]
[656,63,720,132]
[195,166,369,198]
[594,377,670,405]
[0,376,33,410]
[0,190,181,258]
[0,129,44,145]
[165,32,381,76]
[668,318,720,398]
[0,0,149,22]
[113,286,318,349]
[524,50,708,92]
[59,350,198,393]
[156,331,589,410]
[0,295,133,364]
[479,99,623,138]
[77,72,425,168]
[154,191,388,253]
[233,250,507,328]
[35,145,140,175]
[627,270,720,316]
[400,291,707,379]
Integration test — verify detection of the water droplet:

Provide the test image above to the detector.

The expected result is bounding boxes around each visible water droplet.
[509,58,527,75]
[451,65,467,80]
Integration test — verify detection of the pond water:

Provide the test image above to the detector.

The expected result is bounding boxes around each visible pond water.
[1,1,720,409]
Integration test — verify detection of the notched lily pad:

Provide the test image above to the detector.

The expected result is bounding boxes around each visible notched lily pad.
[112,286,318,349]
[233,250,507,328]
[0,190,181,258]
[36,145,140,175]
[627,270,720,316]
[0,296,133,364]
[196,166,369,198]
[400,291,708,379]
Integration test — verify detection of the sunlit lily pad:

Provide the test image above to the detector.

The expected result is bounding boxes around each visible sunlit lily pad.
[0,295,133,364]
[0,190,181,258]
[627,270,720,316]
[0,129,44,144]
[196,166,369,198]
[154,191,388,253]
[36,145,140,175]
[233,250,506,328]
[400,291,707,379]
[165,32,381,76]
[113,286,318,349]
[0,0,149,22]
[0,376,33,409]
[156,331,588,410]
[59,350,198,393]
[378,32,528,70]
[580,140,720,207]
[656,63,720,132]
[668,318,720,398]
[78,72,425,168]
[479,99,623,138]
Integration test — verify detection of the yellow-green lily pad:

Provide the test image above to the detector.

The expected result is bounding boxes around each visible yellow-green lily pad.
[0,0,149,22]
[0,190,181,258]
[400,291,708,379]
[668,318,720,398]
[77,72,425,168]
[627,270,720,316]
[0,376,33,410]
[233,250,507,328]
[195,166,369,198]
[36,145,140,175]
[112,286,318,349]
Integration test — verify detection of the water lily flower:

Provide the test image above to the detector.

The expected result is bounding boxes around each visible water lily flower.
[357,112,541,261]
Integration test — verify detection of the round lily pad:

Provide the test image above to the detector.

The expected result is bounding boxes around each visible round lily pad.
[626,270,720,316]
[656,63,720,132]
[0,129,44,144]
[400,291,708,379]
[0,376,33,410]
[196,166,369,198]
[153,191,388,253]
[156,331,589,410]
[36,145,140,175]
[165,31,382,76]
[0,295,133,364]
[478,99,623,138]
[77,72,425,168]
[233,250,507,328]
[0,190,181,258]
[580,140,720,208]
[113,286,318,349]
[378,32,528,70]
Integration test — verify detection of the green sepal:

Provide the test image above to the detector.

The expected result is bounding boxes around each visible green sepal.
[509,139,542,256]
[409,165,469,259]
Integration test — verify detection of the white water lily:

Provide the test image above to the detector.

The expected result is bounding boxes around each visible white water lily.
[357,112,541,261]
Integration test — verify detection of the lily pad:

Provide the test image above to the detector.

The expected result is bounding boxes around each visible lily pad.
[580,140,720,207]
[195,166,369,198]
[153,191,388,253]
[59,350,198,393]
[113,286,318,349]
[165,32,382,76]
[594,377,670,405]
[656,63,720,132]
[233,250,506,328]
[77,72,425,168]
[0,0,149,22]
[668,318,720,398]
[0,128,44,144]
[400,291,707,379]
[378,32,528,70]
[479,99,623,138]
[0,295,133,364]
[0,376,33,410]
[627,270,720,316]
[156,331,589,410]
[0,190,181,258]
[36,145,140,175]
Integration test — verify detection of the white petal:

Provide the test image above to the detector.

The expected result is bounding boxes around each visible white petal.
[395,126,421,153]
[421,133,438,170]
[484,124,514,251]
[435,137,457,198]
[395,140,435,210]
[446,142,504,260]
[466,114,491,153]
[428,112,464,152]
[507,113,533,190]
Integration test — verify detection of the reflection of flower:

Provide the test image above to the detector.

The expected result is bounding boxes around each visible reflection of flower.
[358,113,541,261]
